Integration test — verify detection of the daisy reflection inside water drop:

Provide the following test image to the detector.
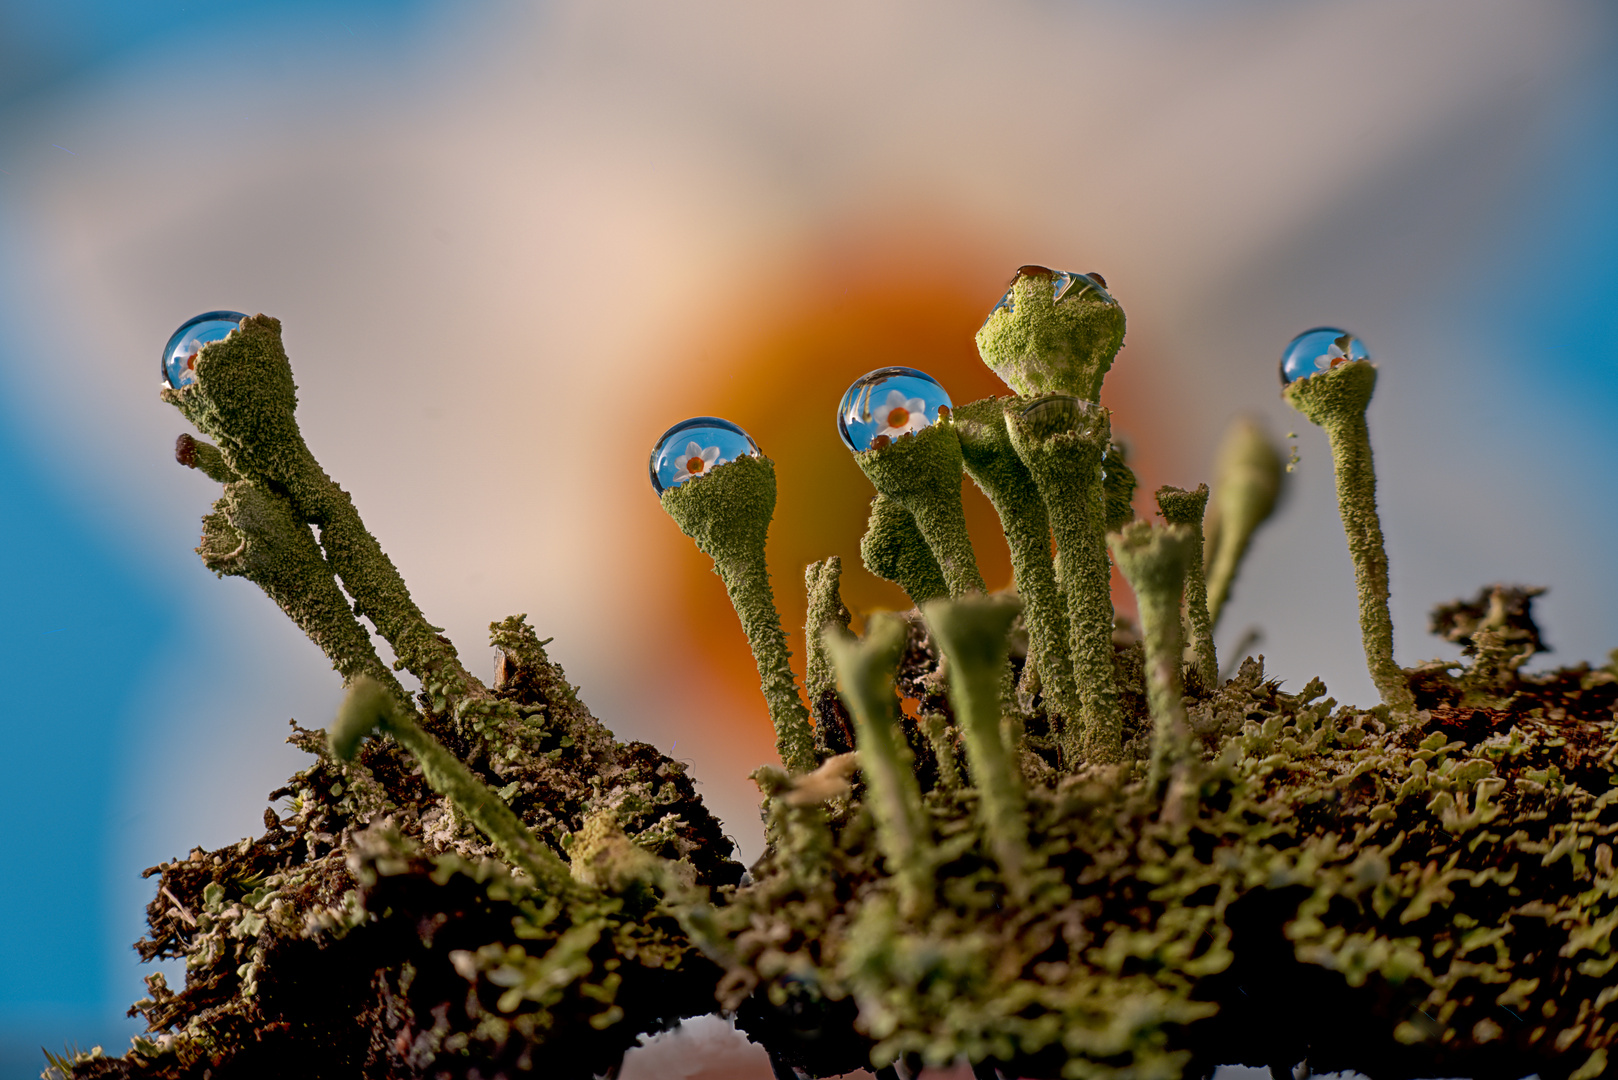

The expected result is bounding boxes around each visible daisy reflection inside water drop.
[836,367,953,452]
[162,311,247,389]
[1279,327,1369,385]
[649,417,761,494]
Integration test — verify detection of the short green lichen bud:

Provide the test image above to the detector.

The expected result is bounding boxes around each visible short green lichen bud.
[1107,522,1194,790]
[853,421,985,597]
[660,453,817,774]
[1283,361,1415,717]
[859,493,949,607]
[329,676,393,760]
[823,614,932,918]
[174,433,238,483]
[975,266,1126,401]
[1004,394,1122,765]
[1155,484,1217,692]
[922,595,1030,894]
[1204,416,1284,629]
[954,397,1081,753]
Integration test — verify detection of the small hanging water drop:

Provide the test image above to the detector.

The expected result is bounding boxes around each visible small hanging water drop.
[836,367,953,452]
[1279,327,1369,385]
[649,417,761,494]
[162,311,247,389]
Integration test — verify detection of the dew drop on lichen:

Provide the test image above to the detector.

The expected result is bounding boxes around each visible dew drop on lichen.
[836,367,953,452]
[162,311,247,389]
[980,267,1114,331]
[648,417,761,494]
[1280,326,1369,385]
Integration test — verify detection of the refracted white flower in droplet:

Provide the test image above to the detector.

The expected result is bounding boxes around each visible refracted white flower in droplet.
[671,440,724,483]
[871,389,931,440]
[1313,333,1357,373]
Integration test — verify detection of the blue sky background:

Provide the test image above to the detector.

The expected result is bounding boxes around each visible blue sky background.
[1,2,1615,1078]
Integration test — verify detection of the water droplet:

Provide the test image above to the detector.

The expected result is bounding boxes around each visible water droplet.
[980,267,1114,330]
[1279,327,1369,385]
[1016,393,1101,439]
[836,367,953,452]
[649,417,761,494]
[162,311,246,389]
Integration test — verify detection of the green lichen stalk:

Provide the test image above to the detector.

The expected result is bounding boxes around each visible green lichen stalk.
[1204,416,1283,629]
[858,493,949,607]
[660,453,817,774]
[853,421,985,597]
[823,615,933,918]
[1155,484,1217,692]
[1283,362,1416,716]
[1108,522,1195,790]
[162,316,484,720]
[922,595,1031,895]
[954,397,1082,752]
[329,677,576,896]
[1005,394,1122,764]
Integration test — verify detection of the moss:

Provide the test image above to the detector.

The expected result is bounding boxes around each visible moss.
[974,267,1127,401]
[853,419,985,597]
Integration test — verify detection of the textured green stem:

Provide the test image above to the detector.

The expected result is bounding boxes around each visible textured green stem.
[1204,417,1283,629]
[1283,363,1415,716]
[192,472,411,711]
[923,596,1030,895]
[804,556,854,757]
[1155,484,1217,692]
[659,454,817,774]
[1108,523,1194,791]
[330,678,576,896]
[823,615,932,918]
[161,316,485,720]
[1005,396,1121,765]
[853,422,985,597]
[859,493,949,607]
[954,397,1082,760]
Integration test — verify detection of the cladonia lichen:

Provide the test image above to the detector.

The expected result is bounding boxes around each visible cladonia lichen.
[59,271,1617,1080]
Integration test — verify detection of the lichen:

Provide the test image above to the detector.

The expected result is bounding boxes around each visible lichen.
[61,269,1618,1080]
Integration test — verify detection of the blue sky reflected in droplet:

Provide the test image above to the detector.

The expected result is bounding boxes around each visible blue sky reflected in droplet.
[836,367,952,451]
[1278,327,1368,385]
[161,311,245,389]
[649,417,760,493]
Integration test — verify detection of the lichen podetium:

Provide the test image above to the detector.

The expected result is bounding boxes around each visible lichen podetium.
[63,273,1617,1080]
[1283,355,1418,718]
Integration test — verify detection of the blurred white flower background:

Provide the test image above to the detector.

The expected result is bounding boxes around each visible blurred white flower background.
[1,1,1615,1076]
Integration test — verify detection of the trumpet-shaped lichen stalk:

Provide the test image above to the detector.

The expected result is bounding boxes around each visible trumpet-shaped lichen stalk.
[953,397,1081,752]
[853,422,985,597]
[1107,522,1195,790]
[659,453,818,774]
[1204,417,1284,629]
[922,595,1031,895]
[161,316,485,719]
[1102,441,1138,532]
[975,266,1126,401]
[823,614,932,918]
[1005,394,1122,764]
[1283,362,1416,716]
[1155,484,1217,692]
[858,493,950,607]
[330,677,576,895]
